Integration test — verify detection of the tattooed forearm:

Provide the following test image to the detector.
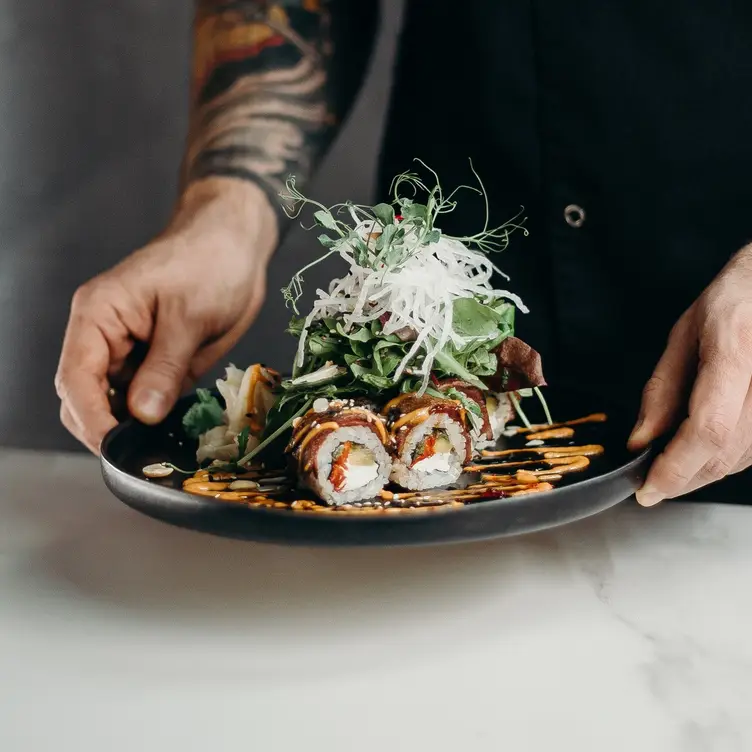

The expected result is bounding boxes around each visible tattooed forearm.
[184,0,375,228]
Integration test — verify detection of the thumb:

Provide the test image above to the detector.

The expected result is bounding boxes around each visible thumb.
[128,314,203,424]
[628,316,696,451]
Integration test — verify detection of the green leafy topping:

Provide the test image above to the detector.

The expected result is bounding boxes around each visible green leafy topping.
[452,298,512,339]
[443,388,482,417]
[442,387,486,433]
[432,351,488,390]
[182,389,224,439]
[277,159,528,313]
[238,160,554,449]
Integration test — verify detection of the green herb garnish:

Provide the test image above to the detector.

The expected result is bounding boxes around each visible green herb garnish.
[182,388,224,439]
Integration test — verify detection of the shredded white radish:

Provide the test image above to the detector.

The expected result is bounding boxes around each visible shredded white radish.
[295,224,527,390]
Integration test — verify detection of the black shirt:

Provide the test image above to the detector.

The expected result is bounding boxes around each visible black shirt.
[378,1,752,501]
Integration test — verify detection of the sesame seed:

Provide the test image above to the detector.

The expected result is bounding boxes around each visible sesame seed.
[313,398,330,413]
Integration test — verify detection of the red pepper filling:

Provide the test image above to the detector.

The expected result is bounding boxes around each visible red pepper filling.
[410,433,437,468]
[328,442,352,492]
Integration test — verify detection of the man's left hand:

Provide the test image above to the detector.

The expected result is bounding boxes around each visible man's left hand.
[628,246,752,506]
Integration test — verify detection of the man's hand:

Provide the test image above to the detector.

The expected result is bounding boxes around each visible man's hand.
[55,179,277,453]
[628,246,752,505]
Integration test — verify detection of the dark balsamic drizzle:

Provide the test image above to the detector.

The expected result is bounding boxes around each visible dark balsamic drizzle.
[180,413,607,515]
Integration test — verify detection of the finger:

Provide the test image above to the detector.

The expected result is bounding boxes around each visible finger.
[732,450,752,474]
[188,276,266,380]
[58,374,117,454]
[682,385,752,495]
[189,328,247,383]
[628,315,696,451]
[56,318,119,453]
[637,342,751,506]
[60,403,88,451]
[128,309,204,424]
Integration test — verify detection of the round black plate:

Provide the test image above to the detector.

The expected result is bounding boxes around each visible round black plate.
[100,395,651,547]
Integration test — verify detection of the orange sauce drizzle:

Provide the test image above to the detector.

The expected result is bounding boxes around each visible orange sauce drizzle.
[179,411,608,514]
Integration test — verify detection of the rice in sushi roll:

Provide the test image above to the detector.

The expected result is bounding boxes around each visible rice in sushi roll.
[383,393,471,490]
[287,400,392,505]
[485,392,515,442]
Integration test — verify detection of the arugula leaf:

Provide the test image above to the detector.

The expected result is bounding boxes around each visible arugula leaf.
[336,322,373,343]
[349,362,396,389]
[374,349,402,377]
[307,333,341,357]
[433,351,487,389]
[466,347,499,376]
[490,300,515,338]
[350,340,370,358]
[399,376,422,394]
[452,298,505,339]
[182,389,224,439]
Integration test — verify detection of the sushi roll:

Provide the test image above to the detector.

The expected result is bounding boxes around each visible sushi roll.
[435,378,494,453]
[287,400,392,505]
[485,392,515,443]
[383,394,472,490]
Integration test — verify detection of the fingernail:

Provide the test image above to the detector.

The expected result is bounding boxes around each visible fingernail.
[636,486,665,507]
[134,389,167,422]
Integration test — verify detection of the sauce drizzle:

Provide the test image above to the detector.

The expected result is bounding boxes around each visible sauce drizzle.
[176,412,608,515]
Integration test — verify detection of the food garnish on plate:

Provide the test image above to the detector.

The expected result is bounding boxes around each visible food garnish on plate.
[150,163,605,510]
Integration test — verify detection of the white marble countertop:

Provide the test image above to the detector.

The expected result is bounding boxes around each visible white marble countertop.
[0,449,751,752]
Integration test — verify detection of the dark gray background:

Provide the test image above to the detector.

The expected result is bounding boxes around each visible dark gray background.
[0,0,403,451]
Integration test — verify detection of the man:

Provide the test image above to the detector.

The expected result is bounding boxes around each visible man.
[55,1,752,506]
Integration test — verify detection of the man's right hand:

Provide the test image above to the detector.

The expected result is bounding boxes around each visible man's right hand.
[55,178,278,453]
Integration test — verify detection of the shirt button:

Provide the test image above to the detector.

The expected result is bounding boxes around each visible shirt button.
[564,204,586,228]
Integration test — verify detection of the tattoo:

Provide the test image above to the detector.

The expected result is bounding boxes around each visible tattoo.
[184,0,337,225]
